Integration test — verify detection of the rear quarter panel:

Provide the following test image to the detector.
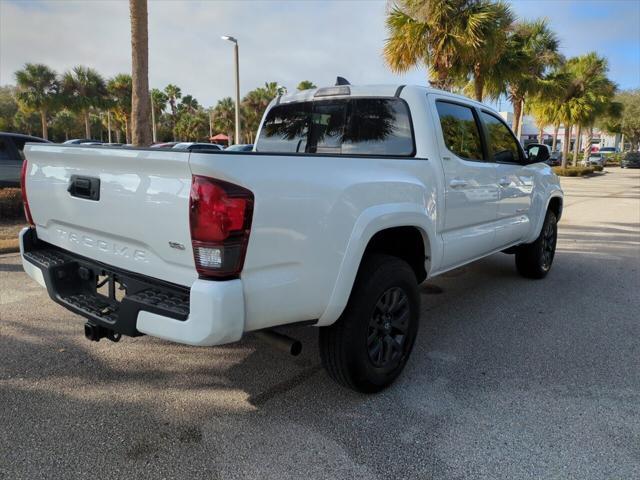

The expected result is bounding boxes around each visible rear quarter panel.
[189,152,438,329]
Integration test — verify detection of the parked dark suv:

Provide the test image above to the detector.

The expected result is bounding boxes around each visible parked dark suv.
[621,151,640,169]
[0,132,51,187]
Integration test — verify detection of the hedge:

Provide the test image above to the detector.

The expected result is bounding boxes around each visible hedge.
[0,188,24,219]
[552,166,595,177]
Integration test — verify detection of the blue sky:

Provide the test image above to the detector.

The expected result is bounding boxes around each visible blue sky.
[1,0,638,111]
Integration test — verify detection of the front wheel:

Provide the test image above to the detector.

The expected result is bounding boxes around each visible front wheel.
[319,254,420,393]
[515,210,558,279]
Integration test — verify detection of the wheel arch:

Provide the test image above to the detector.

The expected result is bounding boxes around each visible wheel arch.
[525,192,563,244]
[316,205,435,326]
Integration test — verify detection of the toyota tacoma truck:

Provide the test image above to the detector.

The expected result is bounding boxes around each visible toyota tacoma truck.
[19,83,563,392]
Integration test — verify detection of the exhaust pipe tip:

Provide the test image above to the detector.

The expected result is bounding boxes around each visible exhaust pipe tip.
[289,340,302,356]
[254,330,302,356]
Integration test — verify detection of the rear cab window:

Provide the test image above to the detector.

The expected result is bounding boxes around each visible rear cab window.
[256,97,415,156]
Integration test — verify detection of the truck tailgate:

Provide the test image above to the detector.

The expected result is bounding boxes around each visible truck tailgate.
[23,144,197,287]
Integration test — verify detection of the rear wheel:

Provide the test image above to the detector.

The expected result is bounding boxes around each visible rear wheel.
[319,254,420,393]
[515,210,558,279]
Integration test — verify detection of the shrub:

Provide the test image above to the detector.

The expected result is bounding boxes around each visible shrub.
[593,165,604,172]
[606,153,622,165]
[552,166,595,177]
[0,188,24,219]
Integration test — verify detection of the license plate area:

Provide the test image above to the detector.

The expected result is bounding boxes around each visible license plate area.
[95,272,127,304]
[22,229,190,336]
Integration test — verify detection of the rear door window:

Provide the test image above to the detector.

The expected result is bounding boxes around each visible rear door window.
[257,98,414,156]
[435,101,484,161]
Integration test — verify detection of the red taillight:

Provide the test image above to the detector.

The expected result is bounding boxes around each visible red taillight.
[20,160,35,226]
[189,175,253,278]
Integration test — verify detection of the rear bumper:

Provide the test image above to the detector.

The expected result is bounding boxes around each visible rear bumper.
[20,228,244,346]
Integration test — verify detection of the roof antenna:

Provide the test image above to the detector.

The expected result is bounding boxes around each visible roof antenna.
[335,76,350,86]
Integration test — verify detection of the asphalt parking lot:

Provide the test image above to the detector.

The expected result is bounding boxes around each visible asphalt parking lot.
[1,168,639,479]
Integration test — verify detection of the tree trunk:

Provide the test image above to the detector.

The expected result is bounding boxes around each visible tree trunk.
[40,110,48,140]
[473,64,483,101]
[115,128,122,144]
[538,126,544,144]
[83,110,91,138]
[124,117,131,144]
[512,97,523,137]
[552,124,559,151]
[573,124,582,166]
[65,131,69,141]
[129,0,152,146]
[561,124,572,169]
[582,126,594,161]
[516,98,525,140]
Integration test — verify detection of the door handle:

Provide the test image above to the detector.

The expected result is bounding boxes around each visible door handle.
[449,179,468,188]
[499,178,511,187]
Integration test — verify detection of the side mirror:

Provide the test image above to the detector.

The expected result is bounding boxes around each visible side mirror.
[537,146,550,162]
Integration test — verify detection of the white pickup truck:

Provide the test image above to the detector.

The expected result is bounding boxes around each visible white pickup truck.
[20,83,563,392]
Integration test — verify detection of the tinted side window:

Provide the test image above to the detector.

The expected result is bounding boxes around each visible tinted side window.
[435,102,483,161]
[342,99,414,155]
[480,111,522,163]
[257,102,311,153]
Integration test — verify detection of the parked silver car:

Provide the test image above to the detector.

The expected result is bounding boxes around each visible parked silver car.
[582,153,605,167]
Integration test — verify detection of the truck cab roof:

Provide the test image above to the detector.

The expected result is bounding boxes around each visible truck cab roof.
[277,83,497,114]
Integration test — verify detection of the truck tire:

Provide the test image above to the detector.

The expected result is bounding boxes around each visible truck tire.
[515,210,558,279]
[319,254,420,393]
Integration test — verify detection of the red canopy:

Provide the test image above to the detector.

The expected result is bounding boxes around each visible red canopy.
[211,133,229,141]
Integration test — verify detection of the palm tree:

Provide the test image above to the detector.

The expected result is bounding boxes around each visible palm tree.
[179,94,200,114]
[505,20,561,137]
[51,110,79,141]
[241,82,280,142]
[164,84,181,139]
[14,63,59,139]
[383,0,508,91]
[150,88,167,141]
[164,84,182,116]
[212,97,236,142]
[555,53,616,167]
[61,66,108,138]
[462,1,514,101]
[107,74,132,143]
[129,0,152,146]
[297,80,317,91]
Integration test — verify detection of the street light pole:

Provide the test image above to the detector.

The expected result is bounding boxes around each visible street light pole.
[107,111,112,143]
[222,35,241,145]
